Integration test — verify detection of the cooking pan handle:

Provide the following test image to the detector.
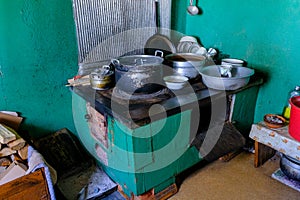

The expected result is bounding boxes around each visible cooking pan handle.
[110,59,121,70]
[110,59,120,67]
[155,0,160,33]
[110,58,130,72]
[154,50,164,57]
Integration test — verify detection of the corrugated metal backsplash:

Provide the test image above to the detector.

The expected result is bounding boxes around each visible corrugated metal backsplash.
[72,0,172,75]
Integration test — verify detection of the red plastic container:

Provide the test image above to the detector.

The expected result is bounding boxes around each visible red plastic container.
[289,96,300,141]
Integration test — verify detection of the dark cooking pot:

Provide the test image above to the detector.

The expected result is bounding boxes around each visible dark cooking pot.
[111,55,164,93]
[164,53,206,79]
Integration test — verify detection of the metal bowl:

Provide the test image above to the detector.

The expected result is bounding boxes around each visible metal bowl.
[164,53,206,79]
[280,154,300,181]
[199,65,254,90]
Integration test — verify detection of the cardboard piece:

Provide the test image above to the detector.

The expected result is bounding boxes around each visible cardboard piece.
[0,161,27,185]
[0,112,23,131]
[272,168,300,192]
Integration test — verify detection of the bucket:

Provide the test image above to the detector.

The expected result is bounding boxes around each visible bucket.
[289,96,300,141]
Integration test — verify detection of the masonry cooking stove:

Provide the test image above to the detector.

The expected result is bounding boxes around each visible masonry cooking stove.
[71,75,262,197]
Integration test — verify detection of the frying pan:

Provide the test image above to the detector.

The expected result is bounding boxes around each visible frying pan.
[144,0,176,57]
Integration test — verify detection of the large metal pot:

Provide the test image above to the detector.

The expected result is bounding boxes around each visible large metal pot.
[111,55,164,93]
[280,154,300,181]
[164,53,206,79]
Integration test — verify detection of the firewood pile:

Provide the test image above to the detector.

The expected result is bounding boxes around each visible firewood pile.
[0,112,28,185]
[0,124,28,166]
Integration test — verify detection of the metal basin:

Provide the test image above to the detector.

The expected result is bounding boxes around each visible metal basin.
[280,154,300,181]
[199,65,254,90]
[164,53,206,79]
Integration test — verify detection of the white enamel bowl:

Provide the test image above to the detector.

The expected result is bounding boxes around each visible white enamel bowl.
[163,75,189,90]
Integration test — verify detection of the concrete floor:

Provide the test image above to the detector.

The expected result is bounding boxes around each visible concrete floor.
[170,152,299,200]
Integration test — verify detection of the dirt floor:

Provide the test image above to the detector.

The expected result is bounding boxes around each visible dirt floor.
[170,152,300,200]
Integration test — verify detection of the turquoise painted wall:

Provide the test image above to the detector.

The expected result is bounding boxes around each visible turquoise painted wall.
[0,0,78,138]
[174,0,300,122]
[1,0,299,138]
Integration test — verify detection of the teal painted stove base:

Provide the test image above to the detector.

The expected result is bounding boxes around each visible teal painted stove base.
[72,92,202,196]
[98,146,201,196]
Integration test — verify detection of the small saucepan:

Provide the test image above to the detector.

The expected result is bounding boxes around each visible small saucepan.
[89,65,114,90]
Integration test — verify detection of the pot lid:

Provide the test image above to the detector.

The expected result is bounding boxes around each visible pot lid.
[116,55,163,66]
[165,53,206,62]
[144,34,176,57]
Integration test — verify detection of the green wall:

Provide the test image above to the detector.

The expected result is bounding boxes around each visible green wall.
[1,0,300,138]
[0,0,78,138]
[174,0,300,122]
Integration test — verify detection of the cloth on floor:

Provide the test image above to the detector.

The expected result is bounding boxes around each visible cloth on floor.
[26,146,57,200]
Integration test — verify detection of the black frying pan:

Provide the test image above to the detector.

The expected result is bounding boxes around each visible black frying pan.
[144,0,176,57]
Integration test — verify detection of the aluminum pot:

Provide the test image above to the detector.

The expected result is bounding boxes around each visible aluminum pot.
[280,154,300,181]
[164,53,206,79]
[111,55,164,93]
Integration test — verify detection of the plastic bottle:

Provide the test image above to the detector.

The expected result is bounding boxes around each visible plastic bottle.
[283,85,300,119]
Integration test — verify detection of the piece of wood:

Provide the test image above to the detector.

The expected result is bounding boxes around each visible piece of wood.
[0,112,23,131]
[0,157,11,167]
[11,153,24,162]
[0,124,16,144]
[0,168,50,200]
[17,144,29,160]
[7,138,26,150]
[219,148,243,162]
[254,140,276,167]
[118,183,178,200]
[154,183,178,200]
[0,147,16,157]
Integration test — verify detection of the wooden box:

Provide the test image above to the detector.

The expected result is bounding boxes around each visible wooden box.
[0,168,50,200]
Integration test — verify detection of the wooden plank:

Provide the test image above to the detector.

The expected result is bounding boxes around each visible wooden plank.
[0,148,16,157]
[154,183,178,200]
[0,157,11,167]
[118,183,178,200]
[0,124,16,144]
[254,141,276,167]
[17,144,29,160]
[0,168,50,200]
[7,138,26,150]
[0,113,23,131]
[219,148,243,162]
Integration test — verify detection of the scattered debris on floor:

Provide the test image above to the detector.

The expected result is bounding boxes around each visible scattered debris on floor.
[59,164,117,200]
[34,128,118,199]
[0,112,124,199]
